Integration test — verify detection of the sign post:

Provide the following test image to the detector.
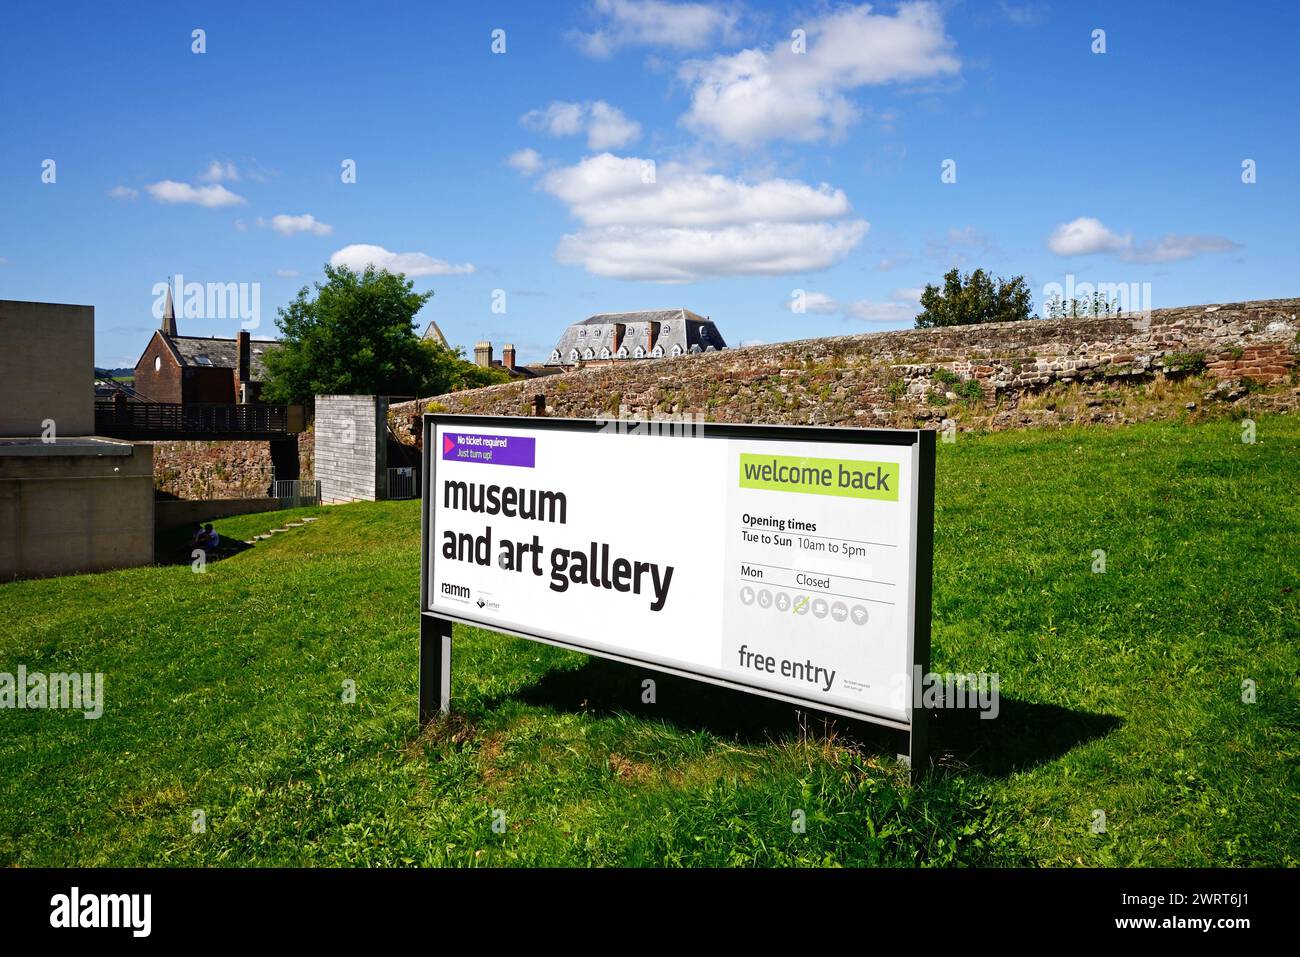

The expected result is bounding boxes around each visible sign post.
[420,414,934,773]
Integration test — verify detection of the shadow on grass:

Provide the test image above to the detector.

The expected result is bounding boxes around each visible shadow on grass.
[500,655,1121,778]
[154,525,254,567]
[927,700,1122,777]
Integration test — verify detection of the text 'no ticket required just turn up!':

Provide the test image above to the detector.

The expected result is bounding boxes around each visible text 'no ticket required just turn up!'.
[422,416,934,732]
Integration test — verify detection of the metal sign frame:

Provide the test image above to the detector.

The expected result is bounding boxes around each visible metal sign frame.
[419,414,934,770]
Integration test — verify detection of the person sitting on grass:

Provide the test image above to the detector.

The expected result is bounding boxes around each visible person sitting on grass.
[202,523,220,551]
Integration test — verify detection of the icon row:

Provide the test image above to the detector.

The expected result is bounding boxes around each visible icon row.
[738,586,869,625]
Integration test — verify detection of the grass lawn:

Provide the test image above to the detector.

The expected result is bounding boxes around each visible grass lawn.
[2,416,1296,867]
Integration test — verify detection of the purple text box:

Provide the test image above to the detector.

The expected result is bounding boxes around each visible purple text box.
[441,431,536,468]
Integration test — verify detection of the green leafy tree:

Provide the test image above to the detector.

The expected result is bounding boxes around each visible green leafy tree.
[261,264,507,404]
[421,340,513,392]
[914,268,1034,328]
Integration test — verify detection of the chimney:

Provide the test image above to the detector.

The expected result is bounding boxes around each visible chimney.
[474,341,493,367]
[502,343,516,371]
[646,321,660,354]
[237,330,251,384]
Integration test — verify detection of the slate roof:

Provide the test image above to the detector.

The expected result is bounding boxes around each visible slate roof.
[549,309,727,365]
[162,334,281,380]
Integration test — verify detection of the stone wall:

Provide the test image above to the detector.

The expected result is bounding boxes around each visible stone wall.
[314,395,387,503]
[391,298,1298,437]
[151,432,314,500]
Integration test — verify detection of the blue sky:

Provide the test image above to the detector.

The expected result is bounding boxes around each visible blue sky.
[2,0,1297,367]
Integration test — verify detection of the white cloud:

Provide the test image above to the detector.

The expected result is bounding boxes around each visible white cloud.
[522,100,642,149]
[844,288,924,323]
[792,288,921,324]
[874,253,910,271]
[1125,234,1242,264]
[1046,217,1130,257]
[1000,2,1047,27]
[540,153,867,281]
[556,222,866,282]
[525,101,585,138]
[275,269,301,278]
[107,185,138,200]
[789,291,839,314]
[506,148,544,175]
[542,153,852,227]
[145,180,246,208]
[587,101,643,149]
[1047,217,1240,263]
[258,213,333,236]
[925,225,1001,265]
[680,2,959,147]
[329,244,475,277]
[571,0,740,58]
[198,160,239,183]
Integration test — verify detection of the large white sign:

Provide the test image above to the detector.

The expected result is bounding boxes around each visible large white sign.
[424,417,932,727]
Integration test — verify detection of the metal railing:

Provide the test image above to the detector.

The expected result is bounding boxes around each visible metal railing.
[94,401,300,439]
[386,468,419,500]
[271,479,321,508]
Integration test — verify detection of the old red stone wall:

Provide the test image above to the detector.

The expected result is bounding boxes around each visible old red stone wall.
[391,298,1298,436]
[150,431,314,499]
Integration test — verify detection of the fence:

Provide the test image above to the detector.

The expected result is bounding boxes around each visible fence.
[270,479,321,508]
[386,468,419,500]
[95,401,300,439]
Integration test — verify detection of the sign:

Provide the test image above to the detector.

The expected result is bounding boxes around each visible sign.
[420,415,933,750]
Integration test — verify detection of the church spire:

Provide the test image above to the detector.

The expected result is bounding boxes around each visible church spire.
[161,278,177,336]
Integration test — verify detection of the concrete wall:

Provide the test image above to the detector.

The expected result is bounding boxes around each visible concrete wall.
[0,300,95,437]
[0,441,155,579]
[155,496,300,531]
[314,395,387,503]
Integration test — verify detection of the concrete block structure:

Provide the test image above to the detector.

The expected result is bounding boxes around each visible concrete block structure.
[0,299,95,436]
[0,299,155,579]
[0,439,154,579]
[314,395,388,503]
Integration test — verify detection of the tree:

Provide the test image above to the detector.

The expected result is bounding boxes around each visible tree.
[261,264,507,405]
[914,268,1034,328]
[421,340,513,392]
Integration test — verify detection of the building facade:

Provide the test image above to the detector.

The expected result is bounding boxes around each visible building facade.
[548,309,727,367]
[132,286,280,404]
